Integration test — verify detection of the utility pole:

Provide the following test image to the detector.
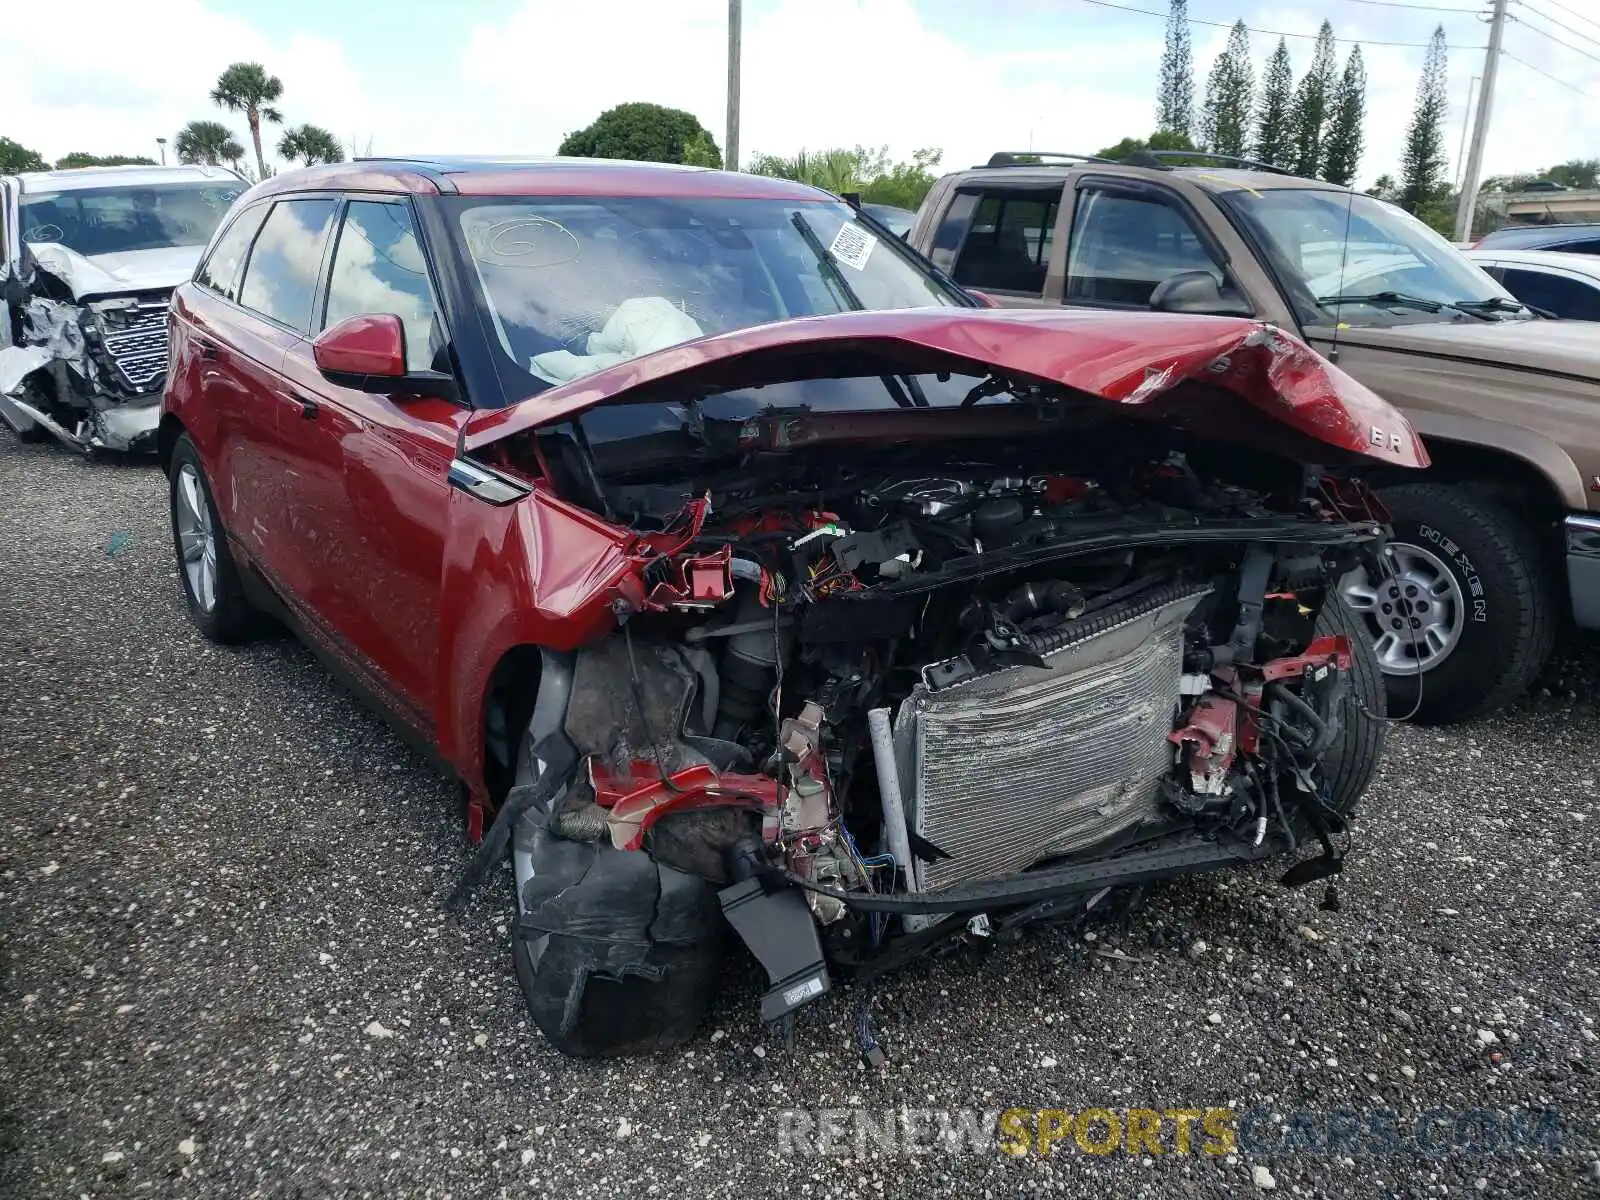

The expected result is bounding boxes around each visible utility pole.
[1453,75,1478,192]
[156,137,167,166]
[725,0,741,172]
[1454,0,1507,242]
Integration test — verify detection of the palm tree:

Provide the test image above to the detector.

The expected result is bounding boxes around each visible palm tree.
[277,124,345,167]
[174,120,246,168]
[748,148,863,195]
[210,62,284,180]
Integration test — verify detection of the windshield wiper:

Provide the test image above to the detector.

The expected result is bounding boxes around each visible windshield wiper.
[1454,295,1556,320]
[790,211,863,311]
[1317,291,1496,321]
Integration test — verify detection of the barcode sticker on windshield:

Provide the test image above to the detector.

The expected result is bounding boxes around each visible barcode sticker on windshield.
[829,223,877,271]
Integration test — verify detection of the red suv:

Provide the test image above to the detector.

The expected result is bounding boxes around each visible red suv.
[160,158,1420,1057]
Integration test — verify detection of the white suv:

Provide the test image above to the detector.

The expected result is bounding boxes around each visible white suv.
[0,163,244,451]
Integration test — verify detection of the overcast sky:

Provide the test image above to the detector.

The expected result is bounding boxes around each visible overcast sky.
[4,0,1596,187]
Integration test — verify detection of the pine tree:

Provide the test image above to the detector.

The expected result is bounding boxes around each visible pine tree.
[1199,22,1255,158]
[1157,0,1195,138]
[1253,39,1295,168]
[1288,21,1337,178]
[1400,27,1450,212]
[1321,47,1367,185]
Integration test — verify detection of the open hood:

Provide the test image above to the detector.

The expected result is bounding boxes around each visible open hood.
[25,243,203,301]
[462,308,1428,469]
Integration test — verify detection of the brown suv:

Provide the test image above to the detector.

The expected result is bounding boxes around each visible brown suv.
[907,152,1600,722]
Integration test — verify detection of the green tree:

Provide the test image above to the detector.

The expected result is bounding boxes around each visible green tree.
[1252,39,1295,169]
[210,62,284,180]
[1321,47,1366,186]
[1198,21,1254,158]
[860,148,942,210]
[0,137,48,174]
[1399,26,1449,214]
[559,103,720,166]
[277,124,344,167]
[1157,0,1195,138]
[1289,21,1337,178]
[747,148,864,194]
[53,153,157,169]
[681,130,722,168]
[1366,174,1399,202]
[175,120,245,168]
[1095,130,1199,162]
[1544,159,1600,189]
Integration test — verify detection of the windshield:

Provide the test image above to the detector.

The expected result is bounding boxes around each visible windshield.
[450,196,967,399]
[19,182,243,257]
[1219,188,1518,323]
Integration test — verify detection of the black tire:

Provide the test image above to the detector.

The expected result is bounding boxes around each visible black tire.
[1317,598,1387,817]
[167,433,267,644]
[1358,483,1556,724]
[509,737,722,1056]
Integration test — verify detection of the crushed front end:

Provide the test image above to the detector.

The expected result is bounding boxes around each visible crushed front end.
[449,313,1421,1057]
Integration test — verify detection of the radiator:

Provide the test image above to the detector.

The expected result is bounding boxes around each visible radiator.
[893,589,1207,893]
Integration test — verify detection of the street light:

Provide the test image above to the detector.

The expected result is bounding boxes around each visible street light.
[156,137,167,166]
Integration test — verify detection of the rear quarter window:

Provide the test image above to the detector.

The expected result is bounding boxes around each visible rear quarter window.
[196,203,269,303]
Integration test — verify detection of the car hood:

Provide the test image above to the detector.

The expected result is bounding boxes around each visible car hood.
[1322,315,1600,379]
[463,308,1427,468]
[25,243,201,301]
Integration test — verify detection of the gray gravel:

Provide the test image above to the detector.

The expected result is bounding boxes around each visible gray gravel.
[1,434,1597,1199]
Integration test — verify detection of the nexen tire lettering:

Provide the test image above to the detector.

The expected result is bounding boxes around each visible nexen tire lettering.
[1418,523,1489,623]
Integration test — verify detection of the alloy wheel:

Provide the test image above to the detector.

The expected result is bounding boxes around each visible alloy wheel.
[1339,541,1465,675]
[174,463,218,613]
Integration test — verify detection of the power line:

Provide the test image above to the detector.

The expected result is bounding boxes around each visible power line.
[1071,0,1485,46]
[1515,3,1600,52]
[1523,0,1600,36]
[1502,48,1600,96]
[1513,14,1600,65]
[1342,0,1484,12]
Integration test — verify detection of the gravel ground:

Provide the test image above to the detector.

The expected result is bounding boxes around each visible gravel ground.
[1,434,1597,1200]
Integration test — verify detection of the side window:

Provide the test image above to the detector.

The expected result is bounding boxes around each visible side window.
[1066,189,1224,306]
[196,204,268,302]
[1502,269,1600,321]
[1562,239,1600,256]
[949,188,1060,296]
[927,191,980,275]
[323,201,441,372]
[238,198,338,332]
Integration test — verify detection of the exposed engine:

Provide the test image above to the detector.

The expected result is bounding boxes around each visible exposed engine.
[536,434,1385,978]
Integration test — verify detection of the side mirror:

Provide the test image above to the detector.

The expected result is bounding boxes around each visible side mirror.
[1149,270,1253,317]
[966,289,1003,308]
[313,314,457,399]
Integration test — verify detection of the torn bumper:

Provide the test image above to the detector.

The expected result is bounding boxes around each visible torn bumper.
[1566,514,1600,631]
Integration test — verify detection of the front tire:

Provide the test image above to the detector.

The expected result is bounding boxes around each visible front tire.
[1318,598,1387,817]
[167,434,266,644]
[1339,482,1555,724]
[509,735,722,1057]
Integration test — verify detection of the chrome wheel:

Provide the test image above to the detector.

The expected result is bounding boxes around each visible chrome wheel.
[174,463,217,613]
[1340,541,1464,675]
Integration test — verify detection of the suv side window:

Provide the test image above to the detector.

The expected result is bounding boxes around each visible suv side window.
[946,188,1060,296]
[323,200,441,372]
[1066,188,1223,306]
[196,203,269,303]
[1501,268,1600,321]
[1556,238,1600,256]
[238,198,338,332]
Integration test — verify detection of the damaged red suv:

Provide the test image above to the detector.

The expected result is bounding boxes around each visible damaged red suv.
[160,157,1425,1057]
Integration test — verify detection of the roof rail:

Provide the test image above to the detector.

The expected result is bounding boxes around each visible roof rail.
[1133,150,1297,176]
[983,151,1114,168]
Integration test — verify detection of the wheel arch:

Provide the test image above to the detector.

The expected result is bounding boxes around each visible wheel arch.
[157,412,186,477]
[481,644,545,807]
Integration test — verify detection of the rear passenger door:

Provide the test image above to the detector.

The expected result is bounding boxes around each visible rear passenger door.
[926,184,1066,306]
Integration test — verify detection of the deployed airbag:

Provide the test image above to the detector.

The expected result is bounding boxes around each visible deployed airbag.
[530,296,704,384]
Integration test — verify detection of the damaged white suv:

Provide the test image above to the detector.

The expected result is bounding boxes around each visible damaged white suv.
[0,163,244,452]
